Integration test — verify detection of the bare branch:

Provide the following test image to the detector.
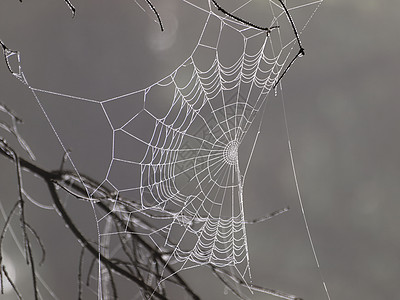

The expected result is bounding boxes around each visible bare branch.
[211,0,279,33]
[0,201,19,294]
[144,0,164,31]
[1,265,22,300]
[77,247,85,300]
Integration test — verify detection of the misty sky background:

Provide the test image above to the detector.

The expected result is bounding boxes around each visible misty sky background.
[0,1,399,300]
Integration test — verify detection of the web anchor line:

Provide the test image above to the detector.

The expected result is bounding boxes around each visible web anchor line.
[280,90,332,300]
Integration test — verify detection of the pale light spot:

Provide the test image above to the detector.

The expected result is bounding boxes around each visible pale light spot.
[147,14,178,52]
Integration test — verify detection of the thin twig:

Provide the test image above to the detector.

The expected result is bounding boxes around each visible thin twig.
[110,258,182,287]
[273,0,305,88]
[105,264,118,300]
[277,0,304,54]
[116,228,142,280]
[86,257,96,287]
[63,0,76,17]
[0,103,23,123]
[245,206,290,224]
[24,222,46,266]
[0,201,20,294]
[144,0,164,31]
[78,247,85,300]
[211,0,279,33]
[273,47,304,89]
[2,265,23,300]
[59,150,71,171]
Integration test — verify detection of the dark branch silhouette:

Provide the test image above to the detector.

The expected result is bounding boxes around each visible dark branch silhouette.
[209,0,306,89]
[144,0,164,31]
[211,0,279,33]
[273,0,305,88]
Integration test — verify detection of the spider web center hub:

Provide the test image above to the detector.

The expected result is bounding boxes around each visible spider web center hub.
[223,140,239,165]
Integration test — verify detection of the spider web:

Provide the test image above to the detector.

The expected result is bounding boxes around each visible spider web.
[2,0,325,297]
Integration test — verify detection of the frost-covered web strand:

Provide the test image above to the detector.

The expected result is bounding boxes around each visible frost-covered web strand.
[96,0,322,284]
[280,90,332,300]
[2,0,326,298]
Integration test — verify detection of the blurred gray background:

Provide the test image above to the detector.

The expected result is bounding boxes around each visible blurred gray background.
[0,0,399,299]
